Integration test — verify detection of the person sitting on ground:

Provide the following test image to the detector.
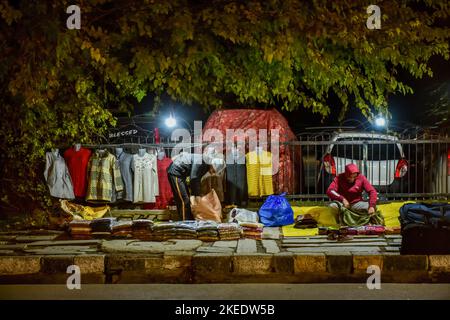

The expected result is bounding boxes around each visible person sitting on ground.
[326,163,378,216]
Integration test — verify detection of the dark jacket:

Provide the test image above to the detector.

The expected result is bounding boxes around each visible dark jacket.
[326,163,378,208]
[167,153,210,196]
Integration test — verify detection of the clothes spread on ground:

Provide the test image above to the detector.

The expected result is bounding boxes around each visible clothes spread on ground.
[44,151,75,199]
[226,152,248,206]
[69,220,92,240]
[86,150,124,202]
[246,150,274,197]
[115,151,134,202]
[239,222,264,240]
[333,201,385,227]
[63,147,92,198]
[218,223,242,240]
[143,156,174,210]
[132,152,159,203]
[294,214,318,229]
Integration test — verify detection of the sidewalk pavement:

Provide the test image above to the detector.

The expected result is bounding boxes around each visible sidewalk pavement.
[0,229,449,284]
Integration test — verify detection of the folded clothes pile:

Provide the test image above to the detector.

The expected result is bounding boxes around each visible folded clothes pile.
[331,225,386,236]
[172,221,198,240]
[90,217,116,238]
[197,221,219,242]
[152,222,178,241]
[349,225,385,235]
[239,222,264,240]
[69,220,92,240]
[294,214,318,229]
[132,219,154,240]
[218,223,242,240]
[111,221,133,238]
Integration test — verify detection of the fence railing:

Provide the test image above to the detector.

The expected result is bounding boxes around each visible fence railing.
[282,133,450,201]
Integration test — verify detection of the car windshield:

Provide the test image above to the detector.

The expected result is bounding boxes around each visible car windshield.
[367,143,402,160]
[331,137,402,161]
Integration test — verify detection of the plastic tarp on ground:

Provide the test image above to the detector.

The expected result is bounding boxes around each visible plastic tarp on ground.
[202,108,300,194]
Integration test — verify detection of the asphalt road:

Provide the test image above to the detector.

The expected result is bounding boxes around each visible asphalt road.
[0,283,449,300]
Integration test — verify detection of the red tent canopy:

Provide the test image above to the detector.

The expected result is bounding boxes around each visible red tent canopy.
[203,109,300,195]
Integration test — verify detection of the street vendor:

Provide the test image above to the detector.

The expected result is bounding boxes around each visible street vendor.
[167,151,223,220]
[326,163,378,215]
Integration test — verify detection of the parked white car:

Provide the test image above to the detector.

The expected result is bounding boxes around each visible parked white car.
[322,132,408,187]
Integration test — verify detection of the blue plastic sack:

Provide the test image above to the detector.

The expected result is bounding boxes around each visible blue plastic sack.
[259,193,294,227]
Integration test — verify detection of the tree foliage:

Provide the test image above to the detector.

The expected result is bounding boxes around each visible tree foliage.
[0,0,449,211]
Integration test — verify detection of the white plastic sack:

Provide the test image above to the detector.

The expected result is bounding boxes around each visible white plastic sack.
[229,208,259,223]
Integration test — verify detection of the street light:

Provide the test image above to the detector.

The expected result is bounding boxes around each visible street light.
[165,112,177,128]
[375,116,386,127]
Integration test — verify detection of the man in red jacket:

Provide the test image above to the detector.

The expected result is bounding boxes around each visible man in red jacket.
[327,163,378,215]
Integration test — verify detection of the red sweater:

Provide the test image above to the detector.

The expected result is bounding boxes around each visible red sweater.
[64,147,92,198]
[143,157,174,209]
[326,163,377,208]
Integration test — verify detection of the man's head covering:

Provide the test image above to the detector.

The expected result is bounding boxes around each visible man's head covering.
[345,163,360,177]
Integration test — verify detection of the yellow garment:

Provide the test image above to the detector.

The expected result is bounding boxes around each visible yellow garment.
[282,201,417,237]
[246,150,274,197]
[60,200,110,221]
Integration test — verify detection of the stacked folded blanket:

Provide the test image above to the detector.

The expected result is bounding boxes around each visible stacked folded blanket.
[90,217,116,238]
[69,220,92,240]
[239,222,264,240]
[132,219,154,240]
[172,221,198,240]
[197,221,219,242]
[111,221,133,238]
[152,222,178,241]
[218,223,242,240]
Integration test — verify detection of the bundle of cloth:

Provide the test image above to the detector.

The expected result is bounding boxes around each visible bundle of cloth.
[197,221,220,242]
[239,222,264,240]
[218,223,242,240]
[340,225,385,235]
[172,221,198,240]
[293,214,318,229]
[111,221,133,238]
[69,220,92,240]
[152,222,178,241]
[132,219,154,240]
[90,217,116,238]
[228,208,258,224]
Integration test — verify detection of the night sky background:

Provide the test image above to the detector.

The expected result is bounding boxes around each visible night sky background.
[132,55,449,136]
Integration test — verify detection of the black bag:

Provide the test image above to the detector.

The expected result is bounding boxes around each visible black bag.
[399,203,450,255]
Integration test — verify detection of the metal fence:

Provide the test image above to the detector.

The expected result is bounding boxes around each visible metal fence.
[283,132,450,201]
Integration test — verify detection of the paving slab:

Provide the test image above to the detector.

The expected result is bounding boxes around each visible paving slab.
[24,246,98,255]
[236,239,257,254]
[262,227,280,240]
[212,241,238,248]
[102,239,202,253]
[0,244,27,251]
[196,247,235,254]
[27,240,102,247]
[282,242,388,247]
[287,247,382,253]
[15,235,59,242]
[261,240,280,254]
